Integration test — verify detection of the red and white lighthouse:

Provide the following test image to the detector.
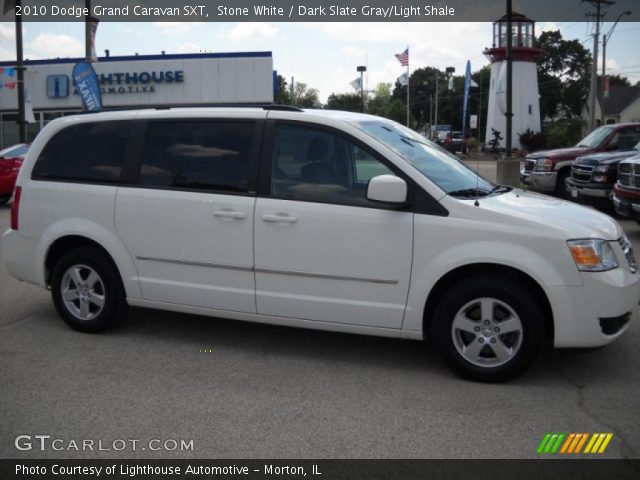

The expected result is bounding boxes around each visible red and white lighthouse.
[484,13,543,150]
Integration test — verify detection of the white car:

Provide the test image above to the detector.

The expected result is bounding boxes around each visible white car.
[2,107,638,382]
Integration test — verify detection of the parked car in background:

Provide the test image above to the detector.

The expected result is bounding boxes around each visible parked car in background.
[0,143,29,204]
[522,123,640,196]
[566,140,640,208]
[613,157,640,222]
[444,131,465,153]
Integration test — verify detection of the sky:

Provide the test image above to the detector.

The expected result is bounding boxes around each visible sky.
[0,20,638,102]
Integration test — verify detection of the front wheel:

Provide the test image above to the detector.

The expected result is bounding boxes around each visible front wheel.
[51,247,127,333]
[432,275,545,382]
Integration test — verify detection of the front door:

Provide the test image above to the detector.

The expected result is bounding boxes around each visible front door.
[254,122,413,329]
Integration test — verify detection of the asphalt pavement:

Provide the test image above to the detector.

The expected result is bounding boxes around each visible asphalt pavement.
[1,171,639,459]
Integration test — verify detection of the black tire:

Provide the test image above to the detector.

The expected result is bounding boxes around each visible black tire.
[51,246,127,333]
[556,168,570,198]
[432,274,545,382]
[0,194,11,204]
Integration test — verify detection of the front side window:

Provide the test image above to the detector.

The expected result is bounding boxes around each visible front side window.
[32,121,129,182]
[270,124,395,207]
[139,121,254,193]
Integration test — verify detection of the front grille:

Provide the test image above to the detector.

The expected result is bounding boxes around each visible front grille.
[619,236,637,274]
[571,164,593,183]
[617,162,640,189]
[618,171,633,188]
[524,159,535,172]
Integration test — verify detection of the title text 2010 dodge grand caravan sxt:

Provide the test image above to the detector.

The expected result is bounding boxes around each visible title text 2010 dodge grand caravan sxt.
[2,107,638,382]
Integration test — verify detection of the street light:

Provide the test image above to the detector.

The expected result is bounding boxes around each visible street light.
[357,65,366,113]
[602,10,631,115]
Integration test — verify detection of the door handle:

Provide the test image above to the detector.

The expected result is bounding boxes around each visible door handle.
[262,213,298,224]
[213,209,247,220]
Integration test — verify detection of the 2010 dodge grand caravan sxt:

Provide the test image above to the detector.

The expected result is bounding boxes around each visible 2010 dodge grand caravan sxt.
[2,107,638,382]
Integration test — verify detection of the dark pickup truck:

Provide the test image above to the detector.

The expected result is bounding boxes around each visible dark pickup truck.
[522,123,640,196]
[565,141,640,208]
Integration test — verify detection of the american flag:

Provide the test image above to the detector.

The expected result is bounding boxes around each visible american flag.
[395,48,409,67]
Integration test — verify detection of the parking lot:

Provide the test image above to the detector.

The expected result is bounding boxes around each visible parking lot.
[1,166,639,459]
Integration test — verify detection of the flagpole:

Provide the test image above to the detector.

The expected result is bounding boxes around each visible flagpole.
[406,46,410,127]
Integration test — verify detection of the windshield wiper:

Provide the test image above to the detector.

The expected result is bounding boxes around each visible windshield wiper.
[448,188,491,198]
[488,184,512,195]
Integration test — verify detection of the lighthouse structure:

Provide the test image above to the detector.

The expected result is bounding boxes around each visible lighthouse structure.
[484,13,543,150]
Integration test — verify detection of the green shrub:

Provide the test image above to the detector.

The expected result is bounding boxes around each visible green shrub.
[519,129,546,152]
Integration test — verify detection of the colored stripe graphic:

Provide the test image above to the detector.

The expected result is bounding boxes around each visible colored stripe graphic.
[538,433,613,454]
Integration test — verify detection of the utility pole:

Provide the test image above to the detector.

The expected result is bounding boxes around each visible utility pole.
[601,10,631,123]
[434,71,439,130]
[290,76,294,104]
[585,0,614,131]
[15,0,26,143]
[477,73,483,144]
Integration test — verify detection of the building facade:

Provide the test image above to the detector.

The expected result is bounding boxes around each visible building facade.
[0,51,274,148]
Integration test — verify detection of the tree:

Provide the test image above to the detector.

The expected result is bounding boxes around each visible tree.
[536,30,592,119]
[291,82,320,108]
[368,83,406,124]
[326,92,361,112]
[602,74,631,87]
[274,75,291,104]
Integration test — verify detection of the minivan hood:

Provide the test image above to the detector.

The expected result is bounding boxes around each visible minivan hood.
[456,189,621,240]
[527,146,593,160]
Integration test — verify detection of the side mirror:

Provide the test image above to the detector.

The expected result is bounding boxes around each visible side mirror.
[366,175,407,204]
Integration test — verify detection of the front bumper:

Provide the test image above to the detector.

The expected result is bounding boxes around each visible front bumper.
[565,178,612,203]
[551,265,639,348]
[613,192,640,220]
[524,171,557,192]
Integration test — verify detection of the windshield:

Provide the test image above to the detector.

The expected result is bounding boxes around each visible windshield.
[577,126,614,149]
[352,120,495,196]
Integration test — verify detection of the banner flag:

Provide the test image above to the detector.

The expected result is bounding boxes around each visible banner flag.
[72,62,103,112]
[462,60,472,136]
[350,77,362,91]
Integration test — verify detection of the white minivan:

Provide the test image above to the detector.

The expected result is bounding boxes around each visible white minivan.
[2,107,638,381]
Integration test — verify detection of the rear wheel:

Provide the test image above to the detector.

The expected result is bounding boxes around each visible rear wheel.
[432,275,545,382]
[51,247,127,332]
[0,194,11,204]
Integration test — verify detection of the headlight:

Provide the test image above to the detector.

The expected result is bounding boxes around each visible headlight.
[534,158,552,172]
[594,165,609,173]
[593,174,608,183]
[567,239,618,272]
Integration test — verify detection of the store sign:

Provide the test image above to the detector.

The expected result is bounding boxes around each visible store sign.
[47,75,70,98]
[47,69,185,98]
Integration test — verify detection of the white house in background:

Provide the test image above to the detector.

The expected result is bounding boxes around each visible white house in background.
[484,12,543,150]
[581,84,640,132]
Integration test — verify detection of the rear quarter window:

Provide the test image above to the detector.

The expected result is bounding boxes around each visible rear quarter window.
[32,121,130,183]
